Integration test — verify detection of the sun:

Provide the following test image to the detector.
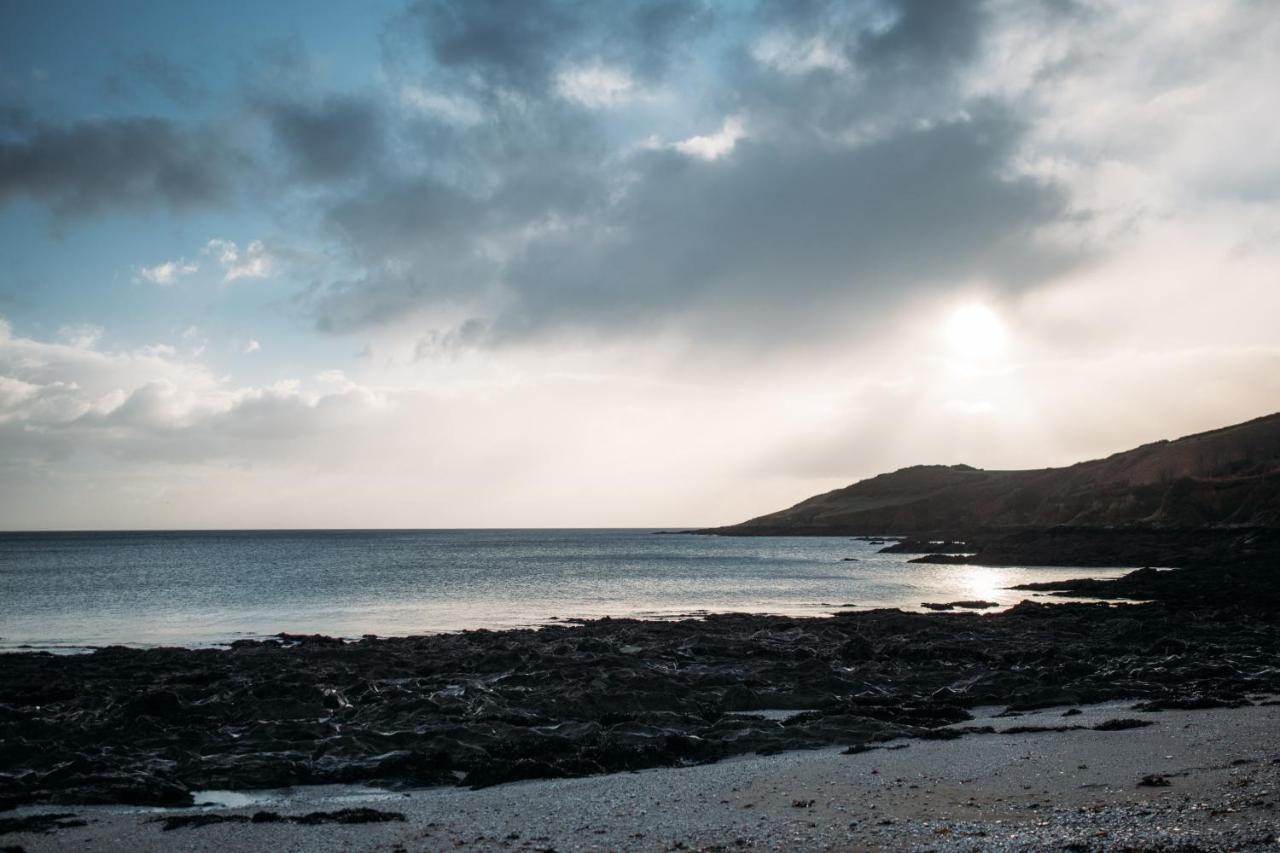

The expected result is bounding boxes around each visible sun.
[944,303,1008,360]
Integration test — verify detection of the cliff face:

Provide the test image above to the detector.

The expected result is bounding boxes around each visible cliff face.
[718,413,1280,535]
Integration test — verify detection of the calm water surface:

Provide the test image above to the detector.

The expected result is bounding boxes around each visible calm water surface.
[0,529,1130,651]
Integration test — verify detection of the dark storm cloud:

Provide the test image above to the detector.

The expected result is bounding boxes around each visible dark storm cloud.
[731,0,989,138]
[1,0,1085,347]
[0,112,242,215]
[407,0,711,92]
[261,94,385,182]
[857,0,986,72]
[302,113,1072,341]
[497,112,1069,340]
[758,0,985,72]
[297,0,1081,342]
[414,0,575,88]
[307,175,495,331]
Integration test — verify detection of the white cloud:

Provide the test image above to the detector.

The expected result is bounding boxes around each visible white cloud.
[674,116,745,161]
[203,238,275,281]
[243,339,261,354]
[0,317,387,449]
[136,259,198,286]
[555,62,638,108]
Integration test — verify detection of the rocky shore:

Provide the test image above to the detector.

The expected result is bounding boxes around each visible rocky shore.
[6,699,1280,852]
[3,559,1279,813]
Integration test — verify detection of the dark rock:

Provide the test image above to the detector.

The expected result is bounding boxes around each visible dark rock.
[1092,718,1153,731]
[880,539,971,555]
[2,599,1279,807]
[122,690,186,720]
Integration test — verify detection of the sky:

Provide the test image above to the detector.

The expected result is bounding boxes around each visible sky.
[1,0,1278,530]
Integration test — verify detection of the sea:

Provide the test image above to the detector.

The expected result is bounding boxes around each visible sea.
[0,529,1132,652]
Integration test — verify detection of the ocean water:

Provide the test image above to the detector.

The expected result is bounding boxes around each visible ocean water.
[0,529,1131,651]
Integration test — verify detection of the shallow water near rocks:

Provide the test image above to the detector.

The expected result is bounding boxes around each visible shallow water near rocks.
[0,528,1129,650]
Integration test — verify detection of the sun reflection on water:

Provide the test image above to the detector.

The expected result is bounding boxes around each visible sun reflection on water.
[960,565,1005,602]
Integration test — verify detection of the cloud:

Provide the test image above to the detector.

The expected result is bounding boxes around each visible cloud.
[755,0,986,82]
[290,0,1077,345]
[7,0,1278,367]
[751,32,850,76]
[0,317,386,465]
[555,63,640,108]
[58,323,104,349]
[0,113,242,216]
[260,94,384,182]
[404,0,710,95]
[3,0,1074,349]
[242,339,261,354]
[303,105,1070,344]
[674,116,745,160]
[399,85,483,126]
[0,315,804,529]
[136,259,198,286]
[203,239,276,281]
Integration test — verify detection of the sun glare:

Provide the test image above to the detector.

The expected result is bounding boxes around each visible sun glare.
[961,566,1006,603]
[945,303,1008,360]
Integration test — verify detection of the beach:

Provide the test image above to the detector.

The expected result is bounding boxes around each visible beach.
[4,547,1279,851]
[5,699,1278,851]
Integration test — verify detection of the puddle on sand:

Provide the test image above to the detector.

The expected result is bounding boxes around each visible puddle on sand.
[727,708,816,721]
[192,790,284,808]
[188,784,405,811]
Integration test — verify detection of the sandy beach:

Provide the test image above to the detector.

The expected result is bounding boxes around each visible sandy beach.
[5,699,1278,852]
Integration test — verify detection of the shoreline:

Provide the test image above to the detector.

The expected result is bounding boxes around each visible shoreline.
[4,584,1279,809]
[2,526,1149,653]
[6,699,1279,851]
[0,585,1139,656]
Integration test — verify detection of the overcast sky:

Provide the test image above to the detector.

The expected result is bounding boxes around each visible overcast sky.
[1,0,1278,530]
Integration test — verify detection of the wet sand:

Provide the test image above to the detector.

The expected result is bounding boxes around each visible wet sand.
[6,699,1278,852]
